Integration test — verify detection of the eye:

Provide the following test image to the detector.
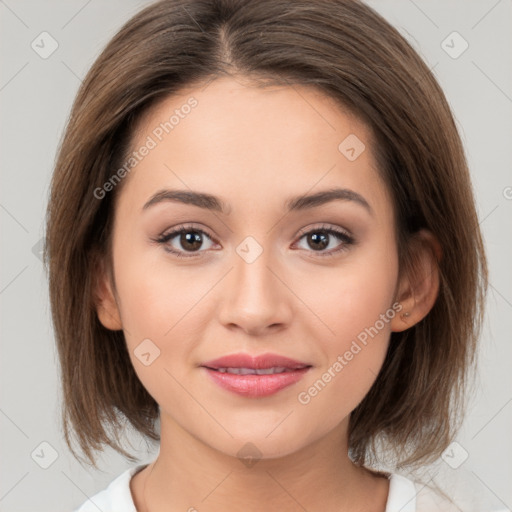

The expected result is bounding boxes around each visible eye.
[152,224,217,258]
[152,223,355,259]
[293,224,355,257]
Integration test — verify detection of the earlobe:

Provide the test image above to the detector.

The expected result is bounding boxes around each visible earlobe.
[391,230,441,333]
[92,255,123,331]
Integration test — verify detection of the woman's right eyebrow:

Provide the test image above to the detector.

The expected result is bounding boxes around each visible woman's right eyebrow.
[142,187,373,217]
[142,189,230,214]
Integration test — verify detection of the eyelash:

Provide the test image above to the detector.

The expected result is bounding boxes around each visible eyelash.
[152,223,355,259]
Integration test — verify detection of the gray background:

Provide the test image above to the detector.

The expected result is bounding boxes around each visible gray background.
[1,0,511,510]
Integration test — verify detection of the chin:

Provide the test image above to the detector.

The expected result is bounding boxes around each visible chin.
[196,423,319,465]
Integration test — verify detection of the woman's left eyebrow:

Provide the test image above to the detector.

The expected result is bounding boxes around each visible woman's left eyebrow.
[142,187,373,216]
[286,188,373,216]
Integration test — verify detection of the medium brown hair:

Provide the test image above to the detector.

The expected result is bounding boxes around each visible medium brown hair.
[44,0,488,470]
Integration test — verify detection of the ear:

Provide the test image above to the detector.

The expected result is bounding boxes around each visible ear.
[391,229,442,332]
[92,254,123,331]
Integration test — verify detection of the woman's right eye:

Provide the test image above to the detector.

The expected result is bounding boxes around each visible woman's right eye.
[153,225,217,258]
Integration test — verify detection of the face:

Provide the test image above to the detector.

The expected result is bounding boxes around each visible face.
[96,76,404,460]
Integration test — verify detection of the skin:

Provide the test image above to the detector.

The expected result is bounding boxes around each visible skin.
[95,75,440,511]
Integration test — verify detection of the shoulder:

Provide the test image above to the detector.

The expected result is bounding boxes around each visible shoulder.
[73,464,148,512]
[414,480,468,512]
[387,472,509,512]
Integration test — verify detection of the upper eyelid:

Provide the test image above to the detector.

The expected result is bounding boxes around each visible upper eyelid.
[158,223,353,247]
[295,223,352,237]
[160,222,352,238]
[159,224,217,242]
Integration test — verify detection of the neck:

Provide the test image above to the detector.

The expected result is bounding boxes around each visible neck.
[133,414,389,512]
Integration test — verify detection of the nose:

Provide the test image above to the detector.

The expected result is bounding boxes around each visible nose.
[217,244,293,336]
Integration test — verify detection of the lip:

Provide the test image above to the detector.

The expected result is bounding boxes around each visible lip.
[202,352,310,370]
[200,352,312,398]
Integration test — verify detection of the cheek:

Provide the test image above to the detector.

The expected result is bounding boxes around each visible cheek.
[299,235,399,345]
[294,239,398,415]
[112,248,218,396]
[114,246,212,339]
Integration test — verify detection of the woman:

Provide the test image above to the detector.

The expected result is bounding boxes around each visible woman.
[44,0,490,510]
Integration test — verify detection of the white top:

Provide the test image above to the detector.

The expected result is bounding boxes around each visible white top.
[74,464,506,512]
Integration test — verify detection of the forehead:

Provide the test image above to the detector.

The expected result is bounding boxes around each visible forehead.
[134,76,369,159]
[117,76,391,218]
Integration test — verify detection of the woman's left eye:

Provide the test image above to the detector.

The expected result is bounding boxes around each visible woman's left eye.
[152,223,355,259]
[293,225,355,257]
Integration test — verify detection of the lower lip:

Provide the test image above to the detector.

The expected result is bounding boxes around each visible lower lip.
[202,367,310,397]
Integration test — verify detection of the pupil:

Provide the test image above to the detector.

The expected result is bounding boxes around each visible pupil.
[309,232,328,250]
[182,231,202,251]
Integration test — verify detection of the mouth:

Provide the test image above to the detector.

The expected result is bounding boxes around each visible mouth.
[200,352,312,397]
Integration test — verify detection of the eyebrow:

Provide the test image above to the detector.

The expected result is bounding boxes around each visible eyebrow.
[142,187,373,216]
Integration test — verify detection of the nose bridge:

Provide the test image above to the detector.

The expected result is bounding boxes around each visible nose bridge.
[233,235,280,304]
[218,234,291,332]
[236,241,274,294]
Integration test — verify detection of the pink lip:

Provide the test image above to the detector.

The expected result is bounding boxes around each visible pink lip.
[202,352,310,370]
[200,352,312,398]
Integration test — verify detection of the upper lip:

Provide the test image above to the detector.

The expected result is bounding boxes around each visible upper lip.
[201,352,311,370]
